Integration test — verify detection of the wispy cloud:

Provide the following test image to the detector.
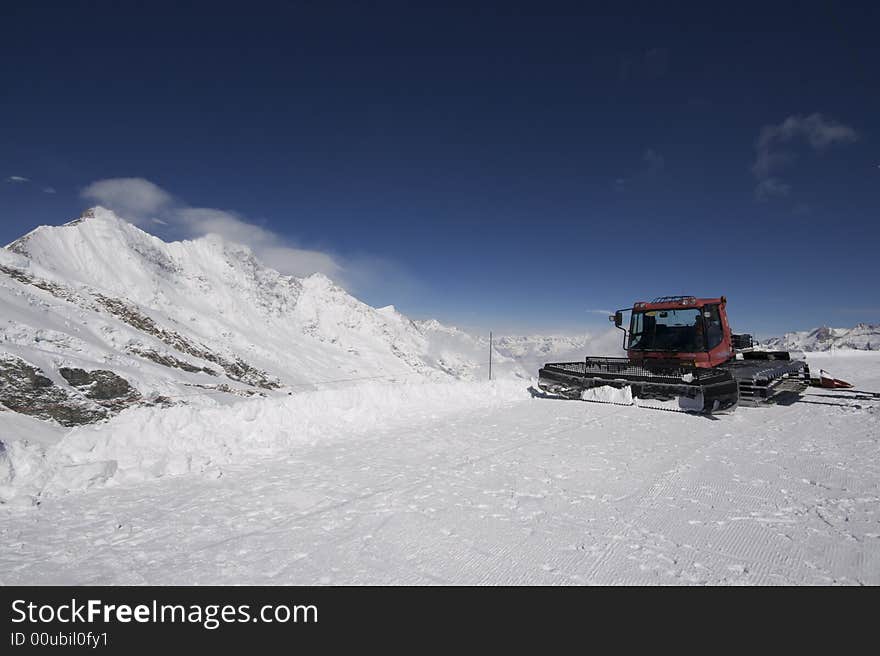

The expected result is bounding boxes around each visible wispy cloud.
[81,178,172,217]
[175,206,345,280]
[752,113,858,201]
[80,177,416,298]
[755,178,791,201]
[6,175,57,194]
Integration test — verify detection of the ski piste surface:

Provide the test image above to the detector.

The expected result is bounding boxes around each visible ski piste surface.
[1,352,877,585]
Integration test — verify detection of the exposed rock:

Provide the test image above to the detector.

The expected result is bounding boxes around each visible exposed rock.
[58,367,141,403]
[127,346,219,376]
[0,355,153,426]
[181,382,266,398]
[0,356,108,426]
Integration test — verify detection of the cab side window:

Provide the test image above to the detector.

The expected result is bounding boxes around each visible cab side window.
[705,305,723,349]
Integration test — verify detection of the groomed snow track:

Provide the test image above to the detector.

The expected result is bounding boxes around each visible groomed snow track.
[1,353,878,585]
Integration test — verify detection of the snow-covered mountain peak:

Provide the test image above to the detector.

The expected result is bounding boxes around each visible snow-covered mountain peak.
[7,212,367,335]
[15,205,136,244]
[5,207,308,319]
[71,204,122,223]
[8,206,179,286]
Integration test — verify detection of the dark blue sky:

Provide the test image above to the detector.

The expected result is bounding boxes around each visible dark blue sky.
[1,1,877,336]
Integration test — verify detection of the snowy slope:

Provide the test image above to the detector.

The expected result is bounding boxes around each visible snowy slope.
[763,324,880,351]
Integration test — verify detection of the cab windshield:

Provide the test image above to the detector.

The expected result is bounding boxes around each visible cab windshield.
[628,308,705,352]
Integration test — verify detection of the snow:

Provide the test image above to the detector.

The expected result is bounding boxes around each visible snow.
[10,379,528,497]
[675,392,706,412]
[804,351,880,389]
[0,413,67,506]
[1,354,878,585]
[581,385,633,405]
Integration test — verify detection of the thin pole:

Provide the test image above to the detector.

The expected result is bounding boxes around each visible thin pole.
[489,331,493,381]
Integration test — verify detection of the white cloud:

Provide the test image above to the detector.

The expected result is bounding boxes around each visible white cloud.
[756,113,858,152]
[6,176,30,183]
[79,177,406,295]
[752,113,858,200]
[259,246,345,281]
[82,177,173,219]
[43,186,56,194]
[176,206,346,281]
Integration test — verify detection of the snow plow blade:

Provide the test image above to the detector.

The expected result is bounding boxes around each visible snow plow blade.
[538,357,739,414]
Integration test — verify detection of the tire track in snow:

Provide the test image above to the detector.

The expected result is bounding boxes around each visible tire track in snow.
[161,402,633,583]
[580,399,880,584]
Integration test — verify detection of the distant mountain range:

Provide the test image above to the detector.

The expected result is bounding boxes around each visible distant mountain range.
[763,324,880,351]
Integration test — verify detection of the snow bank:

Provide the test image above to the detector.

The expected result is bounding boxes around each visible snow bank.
[0,413,68,505]
[2,379,530,502]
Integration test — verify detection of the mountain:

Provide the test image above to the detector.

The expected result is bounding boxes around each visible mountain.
[493,332,623,364]
[763,324,880,351]
[0,207,523,426]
